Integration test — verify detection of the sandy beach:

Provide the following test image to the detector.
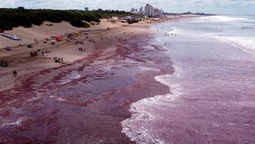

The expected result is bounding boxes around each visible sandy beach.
[4,1,253,143]
[0,16,179,143]
[0,19,123,91]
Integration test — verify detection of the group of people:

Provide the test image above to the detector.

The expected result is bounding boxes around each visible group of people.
[67,34,74,39]
[54,57,63,63]
[78,47,86,52]
[30,51,38,56]
[88,39,96,43]
[75,41,84,45]
[0,60,8,67]
[166,32,177,36]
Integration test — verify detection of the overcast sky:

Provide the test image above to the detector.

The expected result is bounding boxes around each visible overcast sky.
[1,0,255,14]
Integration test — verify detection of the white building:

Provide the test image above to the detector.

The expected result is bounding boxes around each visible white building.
[144,4,154,16]
[132,4,163,16]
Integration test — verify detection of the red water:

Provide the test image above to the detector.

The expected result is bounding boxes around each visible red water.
[0,35,173,143]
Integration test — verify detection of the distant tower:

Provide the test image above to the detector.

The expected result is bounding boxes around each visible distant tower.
[131,7,135,13]
[144,4,154,16]
[139,6,143,14]
[144,4,150,15]
[85,7,89,11]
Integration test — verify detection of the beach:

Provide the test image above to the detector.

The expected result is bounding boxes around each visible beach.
[1,12,255,144]
[0,17,179,143]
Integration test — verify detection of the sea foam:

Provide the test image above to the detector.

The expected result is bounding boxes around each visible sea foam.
[121,63,183,144]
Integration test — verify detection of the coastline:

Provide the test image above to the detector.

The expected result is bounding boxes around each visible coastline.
[0,16,195,143]
[121,14,255,144]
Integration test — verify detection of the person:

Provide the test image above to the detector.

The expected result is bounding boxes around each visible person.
[13,70,17,76]
[42,51,44,56]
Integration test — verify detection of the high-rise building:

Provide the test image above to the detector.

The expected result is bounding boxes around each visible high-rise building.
[144,4,154,16]
[131,7,138,13]
[85,7,89,11]
[131,8,135,12]
[132,4,163,16]
[149,5,153,16]
[153,8,163,16]
[139,6,143,14]
[144,4,149,16]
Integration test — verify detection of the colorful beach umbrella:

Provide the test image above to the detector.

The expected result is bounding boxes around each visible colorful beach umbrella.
[56,36,62,41]
[5,46,10,50]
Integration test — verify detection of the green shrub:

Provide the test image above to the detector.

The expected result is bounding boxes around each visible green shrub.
[70,18,84,27]
[84,22,90,28]
[0,8,133,30]
[110,20,116,24]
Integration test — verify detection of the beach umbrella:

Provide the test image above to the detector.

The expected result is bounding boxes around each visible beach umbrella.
[56,36,62,41]
[5,46,10,50]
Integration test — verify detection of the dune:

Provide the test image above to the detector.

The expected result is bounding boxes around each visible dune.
[0,19,122,48]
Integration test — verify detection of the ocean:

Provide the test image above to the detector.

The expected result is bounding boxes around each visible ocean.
[121,15,255,143]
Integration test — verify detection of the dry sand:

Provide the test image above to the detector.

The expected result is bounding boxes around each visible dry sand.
[0,19,127,91]
[0,19,122,48]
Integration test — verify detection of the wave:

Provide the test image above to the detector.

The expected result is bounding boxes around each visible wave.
[197,15,255,23]
[213,35,255,56]
[121,63,183,144]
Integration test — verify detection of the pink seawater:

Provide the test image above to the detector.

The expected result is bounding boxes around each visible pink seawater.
[122,16,255,144]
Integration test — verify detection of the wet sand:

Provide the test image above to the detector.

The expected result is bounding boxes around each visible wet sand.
[0,24,174,143]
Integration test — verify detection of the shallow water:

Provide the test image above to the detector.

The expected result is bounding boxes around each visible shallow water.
[122,15,255,143]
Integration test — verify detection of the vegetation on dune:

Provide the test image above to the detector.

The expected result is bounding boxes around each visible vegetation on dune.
[0,7,137,30]
[127,19,142,24]
[94,9,139,18]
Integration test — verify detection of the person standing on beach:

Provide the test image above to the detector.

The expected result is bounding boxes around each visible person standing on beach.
[13,70,17,77]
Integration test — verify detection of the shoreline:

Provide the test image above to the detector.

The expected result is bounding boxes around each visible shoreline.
[0,16,196,143]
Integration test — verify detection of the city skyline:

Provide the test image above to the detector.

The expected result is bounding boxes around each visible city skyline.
[1,0,255,14]
[130,4,163,16]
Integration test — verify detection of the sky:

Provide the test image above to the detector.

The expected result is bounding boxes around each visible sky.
[1,0,255,15]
